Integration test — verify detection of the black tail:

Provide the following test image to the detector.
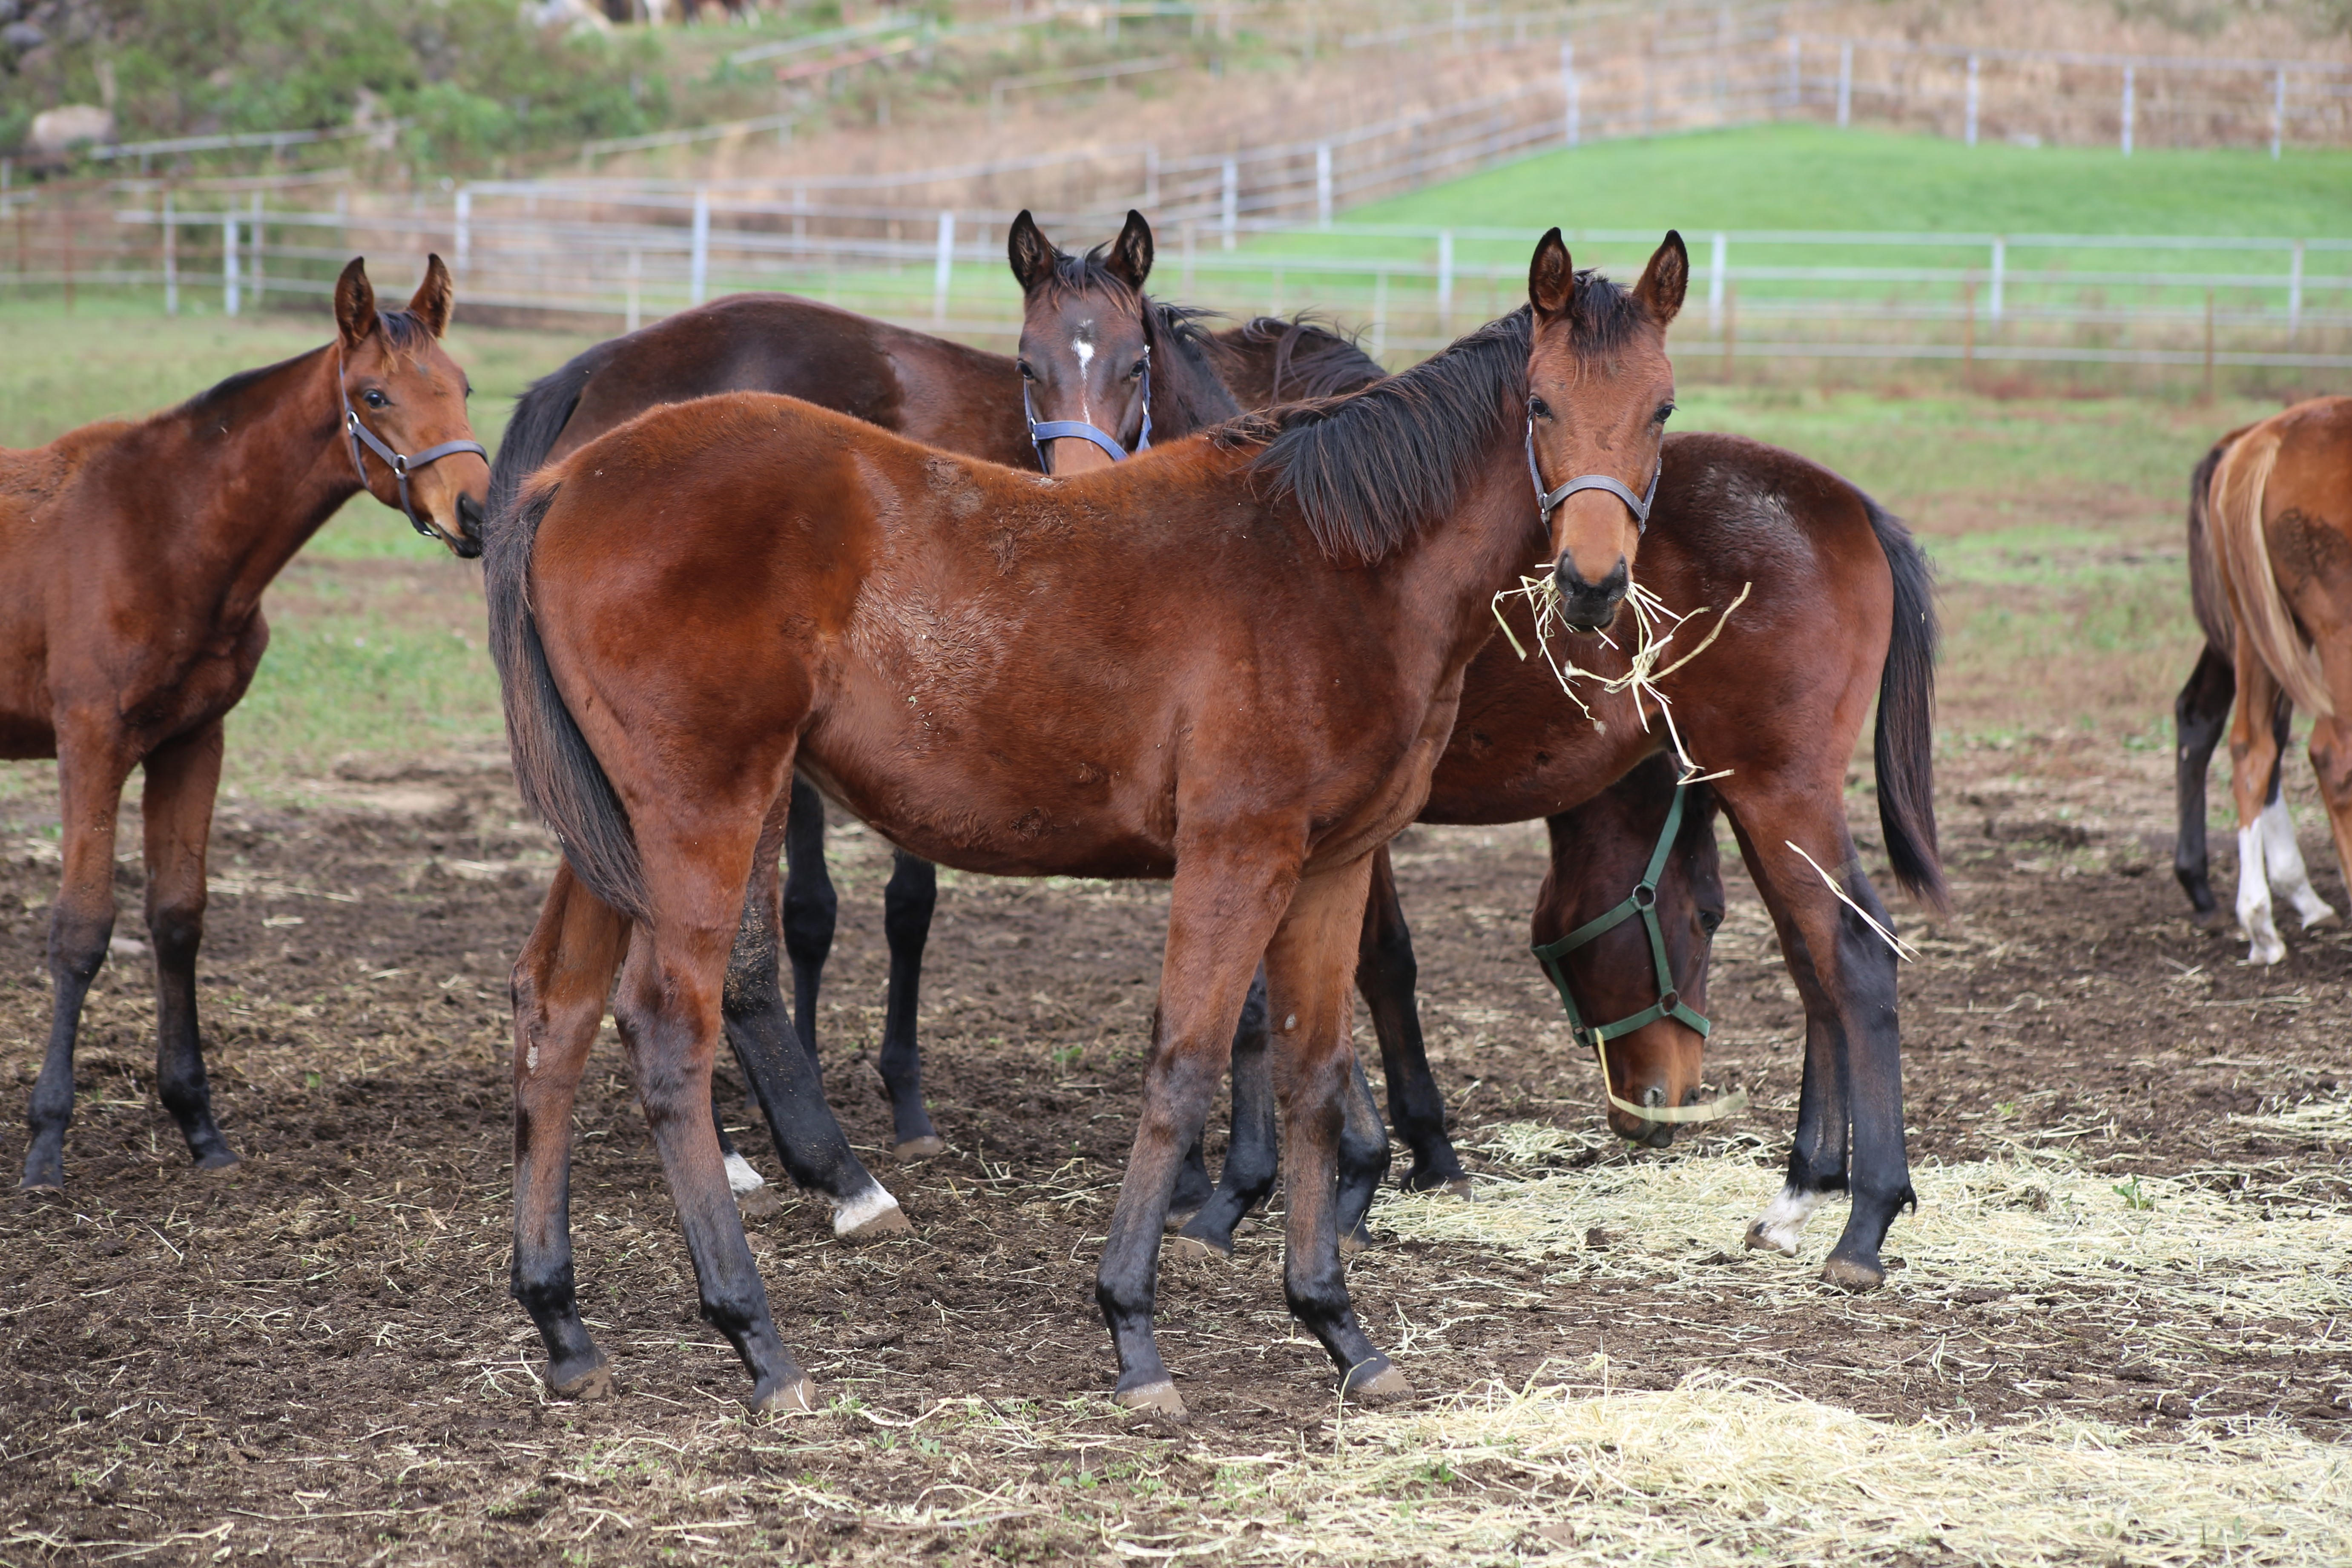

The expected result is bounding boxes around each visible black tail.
[1864,494,1949,914]
[487,348,600,524]
[484,478,648,919]
[2185,434,2236,656]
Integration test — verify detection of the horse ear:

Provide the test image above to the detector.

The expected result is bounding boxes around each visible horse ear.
[408,253,455,338]
[335,257,379,347]
[1008,210,1057,295]
[1527,227,1574,322]
[1106,209,1154,292]
[1634,230,1689,327]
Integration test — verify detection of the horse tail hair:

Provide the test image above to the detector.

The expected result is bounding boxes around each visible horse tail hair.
[2209,423,2332,716]
[2184,432,2241,660]
[484,478,648,920]
[487,353,594,524]
[1864,491,1950,915]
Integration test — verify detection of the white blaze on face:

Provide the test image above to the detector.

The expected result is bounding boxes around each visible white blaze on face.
[1072,325,1095,421]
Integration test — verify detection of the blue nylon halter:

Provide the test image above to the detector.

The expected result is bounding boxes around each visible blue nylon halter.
[1025,347,1152,473]
[1526,414,1660,534]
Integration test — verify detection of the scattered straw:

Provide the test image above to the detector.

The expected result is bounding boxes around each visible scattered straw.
[1490,574,1751,781]
[1208,1372,2352,1566]
[2232,1093,2352,1143]
[1373,1133,2352,1327]
[1784,838,1920,962]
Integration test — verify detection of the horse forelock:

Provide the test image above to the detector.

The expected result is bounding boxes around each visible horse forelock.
[1241,308,1534,565]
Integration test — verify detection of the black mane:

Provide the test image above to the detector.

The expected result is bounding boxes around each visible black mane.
[178,310,431,419]
[1216,313,1387,401]
[1235,272,1650,564]
[1145,300,1244,431]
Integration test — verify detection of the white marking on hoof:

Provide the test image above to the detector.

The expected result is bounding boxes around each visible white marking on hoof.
[2261,798,2338,930]
[724,1152,767,1197]
[2237,823,2287,965]
[1115,1380,1187,1417]
[1744,1185,1826,1256]
[829,1185,903,1237]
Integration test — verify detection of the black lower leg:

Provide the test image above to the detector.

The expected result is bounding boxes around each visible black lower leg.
[511,1121,605,1395]
[20,908,110,1190]
[1356,860,1465,1191]
[876,852,941,1153]
[1178,969,1275,1253]
[1819,877,1915,1287]
[779,776,837,1074]
[2174,645,2234,920]
[148,903,233,1168]
[1334,1058,1390,1247]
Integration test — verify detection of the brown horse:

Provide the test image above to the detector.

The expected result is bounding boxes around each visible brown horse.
[487,232,1689,1413]
[2189,396,2352,964]
[7,257,490,1192]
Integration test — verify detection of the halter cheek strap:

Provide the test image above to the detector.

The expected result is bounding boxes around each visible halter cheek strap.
[1530,781,1749,1126]
[338,352,488,539]
[1527,415,1661,533]
[1026,347,1152,474]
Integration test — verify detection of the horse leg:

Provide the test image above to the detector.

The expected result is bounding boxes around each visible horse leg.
[2228,657,2289,964]
[1097,855,1292,1415]
[1264,854,1407,1398]
[19,727,135,1191]
[139,721,236,1171]
[2174,644,2235,925]
[779,775,837,1075]
[727,790,905,1238]
[1174,967,1276,1257]
[1355,845,1468,1194]
[1334,1057,1389,1255]
[2304,709,2352,916]
[876,851,945,1159]
[617,806,813,1413]
[511,866,628,1399]
[1723,789,1910,1290]
[2260,697,2338,931]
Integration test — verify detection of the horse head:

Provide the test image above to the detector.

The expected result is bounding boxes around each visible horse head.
[1007,208,1157,475]
[1524,228,1686,632]
[333,255,490,559]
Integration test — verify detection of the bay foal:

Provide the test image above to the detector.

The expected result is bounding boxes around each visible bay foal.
[489,232,1687,1413]
[8,257,489,1191]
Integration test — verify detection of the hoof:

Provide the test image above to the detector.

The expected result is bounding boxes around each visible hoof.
[749,1375,816,1415]
[1342,1358,1411,1401]
[1167,1233,1232,1263]
[1743,1221,1798,1258]
[193,1147,241,1172]
[1114,1380,1188,1418]
[893,1135,946,1161]
[17,1179,63,1198]
[2304,906,2342,932]
[1163,1207,1202,1233]
[1440,1177,1475,1200]
[736,1184,784,1220]
[1338,1229,1369,1258]
[1820,1254,1885,1292]
[546,1354,614,1401]
[840,1203,913,1241]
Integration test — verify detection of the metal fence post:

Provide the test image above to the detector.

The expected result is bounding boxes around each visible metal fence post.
[932,210,955,324]
[2121,66,2134,157]
[1562,40,1580,147]
[1988,237,2005,324]
[1436,230,1453,333]
[1220,158,1237,252]
[1964,55,1979,146]
[1708,232,1727,333]
[162,192,176,317]
[223,212,239,317]
[1315,143,1333,230]
[454,187,471,280]
[2272,68,2286,159]
[690,188,710,305]
[1837,41,1852,129]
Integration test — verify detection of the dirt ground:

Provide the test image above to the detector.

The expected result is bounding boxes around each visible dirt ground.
[0,691,2347,1563]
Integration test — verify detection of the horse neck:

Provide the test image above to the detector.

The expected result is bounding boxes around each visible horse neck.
[1379,431,1548,670]
[1145,309,1243,437]
[145,347,364,624]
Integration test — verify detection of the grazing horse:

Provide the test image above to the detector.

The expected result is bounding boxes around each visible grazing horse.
[488,231,1689,1413]
[2174,420,2341,950]
[2185,396,2352,964]
[6,257,490,1192]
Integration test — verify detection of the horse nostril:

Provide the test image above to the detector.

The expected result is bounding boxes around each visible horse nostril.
[1642,1086,1666,1108]
[1682,1086,1704,1107]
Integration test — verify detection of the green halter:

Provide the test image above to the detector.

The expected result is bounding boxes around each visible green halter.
[1531,781,1748,1126]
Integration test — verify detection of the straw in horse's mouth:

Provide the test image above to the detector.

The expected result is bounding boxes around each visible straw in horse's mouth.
[1490,570,1751,784]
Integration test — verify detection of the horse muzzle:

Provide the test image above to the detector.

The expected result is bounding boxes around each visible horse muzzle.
[1553,552,1629,633]
[445,492,487,560]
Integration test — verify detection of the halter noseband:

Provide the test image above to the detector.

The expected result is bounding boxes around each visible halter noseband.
[1527,414,1660,533]
[1531,781,1748,1127]
[1025,346,1152,473]
[338,351,487,540]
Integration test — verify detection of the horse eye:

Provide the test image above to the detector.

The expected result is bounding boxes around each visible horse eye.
[1699,909,1723,934]
[1529,396,1552,419]
[1017,361,1037,381]
[363,390,388,408]
[1130,360,1147,379]
[1656,402,1676,425]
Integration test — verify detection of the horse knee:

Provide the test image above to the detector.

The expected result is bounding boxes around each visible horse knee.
[144,896,204,968]
[882,868,936,951]
[48,907,112,984]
